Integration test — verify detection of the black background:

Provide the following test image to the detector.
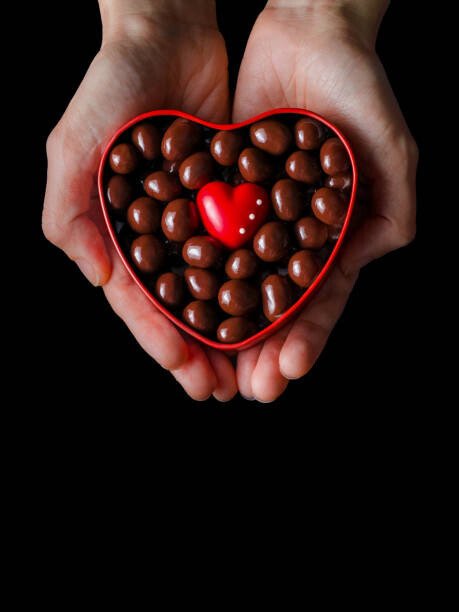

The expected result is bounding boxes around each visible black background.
[27,1,427,422]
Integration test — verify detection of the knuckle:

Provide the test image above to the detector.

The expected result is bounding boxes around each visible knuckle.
[393,219,416,248]
[41,212,63,246]
[46,124,62,158]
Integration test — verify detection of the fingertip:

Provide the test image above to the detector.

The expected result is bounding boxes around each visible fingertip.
[279,320,325,380]
[251,374,288,404]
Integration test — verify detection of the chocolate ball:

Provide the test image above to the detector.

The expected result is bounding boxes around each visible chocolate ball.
[179,151,214,190]
[161,198,199,242]
[217,317,257,344]
[320,137,350,175]
[182,236,221,268]
[294,216,328,249]
[109,143,139,174]
[311,187,347,226]
[225,249,258,279]
[238,148,273,182]
[294,117,325,150]
[288,250,320,288]
[106,175,133,210]
[261,275,292,322]
[328,225,341,242]
[271,179,304,221]
[325,172,352,191]
[249,120,292,155]
[127,197,161,234]
[130,234,165,274]
[144,171,182,201]
[184,267,219,300]
[155,272,184,307]
[253,221,290,262]
[132,123,161,160]
[210,131,244,166]
[218,280,259,316]
[183,300,218,334]
[162,159,179,174]
[285,151,322,184]
[161,118,202,162]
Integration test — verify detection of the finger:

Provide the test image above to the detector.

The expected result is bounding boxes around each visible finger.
[251,330,290,403]
[172,341,218,401]
[103,253,188,371]
[236,345,263,400]
[207,350,238,402]
[279,266,358,379]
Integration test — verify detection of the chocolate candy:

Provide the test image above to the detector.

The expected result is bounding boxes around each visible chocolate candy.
[109,143,139,174]
[103,112,353,344]
[127,197,161,234]
[130,234,165,274]
[225,249,258,279]
[132,123,160,160]
[285,151,322,184]
[250,120,292,155]
[155,272,184,307]
[261,275,292,322]
[179,152,214,190]
[161,118,202,162]
[271,179,304,221]
[144,170,182,201]
[253,222,290,262]
[183,300,218,334]
[218,280,259,316]
[161,198,199,242]
[238,148,273,182]
[184,268,219,300]
[211,131,243,166]
[294,216,328,249]
[106,175,133,210]
[311,187,347,226]
[217,317,257,343]
[294,117,325,150]
[320,137,350,175]
[182,236,221,268]
[288,250,319,288]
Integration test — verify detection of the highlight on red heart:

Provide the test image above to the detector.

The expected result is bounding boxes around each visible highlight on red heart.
[98,108,358,351]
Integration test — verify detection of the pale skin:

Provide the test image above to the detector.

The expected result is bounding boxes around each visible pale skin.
[43,0,417,402]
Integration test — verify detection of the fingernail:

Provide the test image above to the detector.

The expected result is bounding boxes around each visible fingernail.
[75,258,100,287]
[241,394,255,401]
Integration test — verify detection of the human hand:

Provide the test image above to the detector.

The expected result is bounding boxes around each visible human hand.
[233,0,417,401]
[43,0,238,401]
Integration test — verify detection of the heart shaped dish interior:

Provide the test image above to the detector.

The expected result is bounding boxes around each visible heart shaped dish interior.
[98,109,357,351]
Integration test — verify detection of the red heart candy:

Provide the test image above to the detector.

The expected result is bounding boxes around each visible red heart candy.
[196,181,269,249]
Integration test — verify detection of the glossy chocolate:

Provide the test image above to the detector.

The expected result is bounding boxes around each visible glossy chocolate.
[161,118,202,161]
[183,300,218,334]
[225,249,258,279]
[288,250,319,288]
[184,267,219,300]
[253,221,290,262]
[218,280,259,316]
[217,317,257,343]
[320,137,350,175]
[261,275,292,322]
[238,147,273,182]
[285,151,322,184]
[162,159,179,174]
[294,216,328,249]
[182,236,221,268]
[179,151,214,190]
[211,131,243,166]
[132,123,161,160]
[249,120,292,155]
[109,143,139,174]
[294,117,325,150]
[155,272,184,307]
[161,198,199,242]
[127,197,162,234]
[325,172,352,191]
[130,234,165,274]
[106,175,133,210]
[312,187,347,226]
[144,170,182,201]
[271,179,304,221]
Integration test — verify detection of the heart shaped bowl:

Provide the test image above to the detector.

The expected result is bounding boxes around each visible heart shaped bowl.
[98,108,358,352]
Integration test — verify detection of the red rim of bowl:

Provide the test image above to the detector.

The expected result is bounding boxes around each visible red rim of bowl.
[98,108,358,351]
